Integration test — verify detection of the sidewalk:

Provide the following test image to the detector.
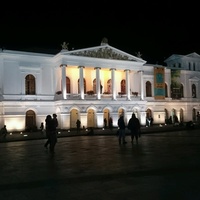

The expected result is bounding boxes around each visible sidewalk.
[1,126,200,200]
[1,123,198,143]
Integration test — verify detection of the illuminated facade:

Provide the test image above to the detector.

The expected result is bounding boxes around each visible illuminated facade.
[0,40,200,132]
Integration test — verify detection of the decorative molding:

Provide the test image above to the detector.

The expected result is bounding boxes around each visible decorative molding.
[71,47,136,61]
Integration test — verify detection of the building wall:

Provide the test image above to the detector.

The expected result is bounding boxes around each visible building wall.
[0,49,200,132]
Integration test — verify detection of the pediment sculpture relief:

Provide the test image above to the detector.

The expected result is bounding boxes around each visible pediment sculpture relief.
[71,47,136,61]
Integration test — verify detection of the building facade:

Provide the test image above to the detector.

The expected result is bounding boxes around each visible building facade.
[0,39,200,132]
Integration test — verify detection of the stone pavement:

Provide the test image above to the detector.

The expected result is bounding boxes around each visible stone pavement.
[0,126,200,200]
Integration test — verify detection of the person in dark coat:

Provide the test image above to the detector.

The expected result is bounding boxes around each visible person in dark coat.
[104,118,107,128]
[44,115,52,149]
[1,125,8,140]
[108,117,113,131]
[50,114,58,154]
[117,114,127,144]
[128,113,141,143]
[40,122,44,134]
[76,119,81,133]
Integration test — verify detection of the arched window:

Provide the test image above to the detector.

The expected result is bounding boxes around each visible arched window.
[78,78,86,93]
[93,79,96,94]
[180,108,184,122]
[192,108,196,121]
[146,81,152,97]
[66,77,70,93]
[171,108,177,124]
[193,63,196,71]
[107,79,111,94]
[180,84,184,98]
[121,79,126,94]
[25,74,35,95]
[192,84,196,98]
[189,63,191,70]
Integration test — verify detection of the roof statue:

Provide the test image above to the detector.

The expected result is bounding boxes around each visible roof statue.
[136,51,142,58]
[61,42,69,50]
[101,37,108,46]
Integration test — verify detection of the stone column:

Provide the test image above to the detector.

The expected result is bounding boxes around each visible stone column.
[79,66,85,100]
[95,67,101,100]
[125,69,131,100]
[139,70,144,100]
[61,64,67,99]
[111,68,116,100]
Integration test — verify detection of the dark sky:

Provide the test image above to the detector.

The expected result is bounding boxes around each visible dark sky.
[1,1,200,65]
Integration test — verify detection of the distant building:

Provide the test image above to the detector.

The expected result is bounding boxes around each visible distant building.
[0,39,200,132]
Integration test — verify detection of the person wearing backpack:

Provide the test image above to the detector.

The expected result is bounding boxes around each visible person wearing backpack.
[128,113,141,143]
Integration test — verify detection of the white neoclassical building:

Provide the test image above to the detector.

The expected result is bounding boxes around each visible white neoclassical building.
[0,39,200,132]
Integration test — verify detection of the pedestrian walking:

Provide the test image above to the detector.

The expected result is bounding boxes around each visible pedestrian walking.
[76,119,81,133]
[128,113,141,143]
[44,115,52,149]
[117,114,127,144]
[50,113,58,154]
[108,117,113,131]
[40,122,44,134]
[1,125,8,140]
[104,118,107,128]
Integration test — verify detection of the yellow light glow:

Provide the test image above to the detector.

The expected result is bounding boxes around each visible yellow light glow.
[5,117,25,131]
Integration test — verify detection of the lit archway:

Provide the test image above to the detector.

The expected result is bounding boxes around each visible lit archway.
[87,109,95,128]
[70,109,79,128]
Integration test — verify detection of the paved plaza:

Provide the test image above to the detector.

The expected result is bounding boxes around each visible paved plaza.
[0,128,200,200]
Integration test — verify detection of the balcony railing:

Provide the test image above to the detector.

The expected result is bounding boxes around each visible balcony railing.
[54,92,141,101]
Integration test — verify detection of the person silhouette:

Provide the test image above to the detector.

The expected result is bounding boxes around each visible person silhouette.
[40,122,44,134]
[128,113,141,144]
[76,119,81,133]
[44,115,52,149]
[104,118,107,128]
[1,125,8,140]
[117,114,127,144]
[50,114,58,154]
[108,117,113,131]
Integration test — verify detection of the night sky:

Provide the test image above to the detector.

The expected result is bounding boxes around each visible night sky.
[1,1,200,65]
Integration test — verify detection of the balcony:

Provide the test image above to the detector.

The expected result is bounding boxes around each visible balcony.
[55,91,141,101]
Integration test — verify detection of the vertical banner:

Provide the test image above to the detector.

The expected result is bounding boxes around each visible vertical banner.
[171,69,181,99]
[154,67,165,99]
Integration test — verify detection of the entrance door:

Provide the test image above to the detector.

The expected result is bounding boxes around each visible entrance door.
[26,110,36,131]
[87,109,95,128]
[70,109,79,128]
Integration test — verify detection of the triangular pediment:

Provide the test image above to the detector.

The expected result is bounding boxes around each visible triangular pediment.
[60,44,146,63]
[164,54,182,62]
[185,52,200,59]
[165,52,200,63]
